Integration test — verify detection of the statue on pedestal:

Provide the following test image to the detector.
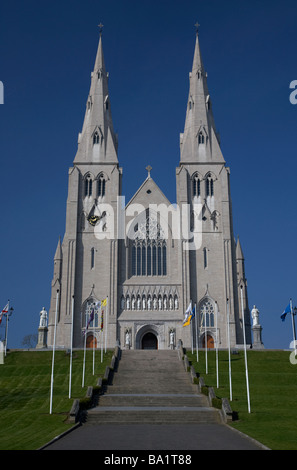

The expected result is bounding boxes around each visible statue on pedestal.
[251,305,264,349]
[36,307,48,349]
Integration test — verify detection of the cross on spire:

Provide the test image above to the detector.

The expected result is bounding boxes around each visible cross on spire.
[98,22,104,36]
[195,21,200,36]
[146,165,152,177]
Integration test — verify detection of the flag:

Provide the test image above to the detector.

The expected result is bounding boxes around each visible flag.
[101,309,104,331]
[0,303,8,325]
[1,304,8,314]
[83,306,95,335]
[281,303,291,322]
[183,303,193,327]
[101,298,107,307]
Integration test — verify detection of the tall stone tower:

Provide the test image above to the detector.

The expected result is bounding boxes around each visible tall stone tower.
[48,33,121,348]
[47,29,251,350]
[176,31,251,348]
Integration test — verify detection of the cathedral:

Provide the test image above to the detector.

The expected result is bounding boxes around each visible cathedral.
[47,29,252,351]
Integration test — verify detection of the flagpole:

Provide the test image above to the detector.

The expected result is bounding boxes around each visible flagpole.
[93,309,96,375]
[204,306,208,375]
[104,296,109,353]
[50,289,59,414]
[82,311,88,388]
[227,298,232,401]
[215,301,219,389]
[240,286,251,413]
[4,300,10,357]
[290,299,296,348]
[101,307,104,363]
[195,304,199,362]
[69,295,74,399]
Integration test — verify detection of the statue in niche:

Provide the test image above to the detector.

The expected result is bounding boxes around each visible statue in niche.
[132,296,136,310]
[158,297,162,310]
[164,296,168,310]
[137,296,141,310]
[174,296,179,310]
[125,330,131,349]
[126,296,130,310]
[142,297,146,310]
[169,330,175,349]
[147,296,152,310]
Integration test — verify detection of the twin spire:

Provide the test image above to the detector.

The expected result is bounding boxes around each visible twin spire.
[74,25,224,165]
[180,28,225,164]
[74,31,118,164]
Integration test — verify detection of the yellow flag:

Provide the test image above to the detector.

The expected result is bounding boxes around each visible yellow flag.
[101,298,107,307]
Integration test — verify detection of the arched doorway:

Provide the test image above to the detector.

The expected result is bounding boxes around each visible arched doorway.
[142,332,158,350]
[86,335,97,349]
[202,334,214,349]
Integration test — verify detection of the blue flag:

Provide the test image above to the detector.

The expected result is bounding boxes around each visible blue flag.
[281,303,291,322]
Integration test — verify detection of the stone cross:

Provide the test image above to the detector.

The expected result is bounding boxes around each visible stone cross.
[146,165,152,177]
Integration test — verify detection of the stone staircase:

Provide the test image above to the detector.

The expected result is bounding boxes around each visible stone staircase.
[86,350,222,425]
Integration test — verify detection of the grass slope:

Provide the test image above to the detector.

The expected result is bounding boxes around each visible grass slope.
[187,349,297,450]
[0,349,113,450]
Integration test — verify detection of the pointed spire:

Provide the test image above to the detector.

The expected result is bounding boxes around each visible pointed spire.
[74,30,118,164]
[236,236,244,260]
[180,25,224,164]
[54,237,62,261]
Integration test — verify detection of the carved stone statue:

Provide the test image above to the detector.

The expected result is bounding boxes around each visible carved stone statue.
[125,330,131,349]
[39,307,48,328]
[251,305,259,326]
[169,330,175,349]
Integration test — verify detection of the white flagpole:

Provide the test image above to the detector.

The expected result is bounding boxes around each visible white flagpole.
[240,286,251,413]
[195,304,199,362]
[215,301,219,389]
[50,289,59,414]
[227,298,232,401]
[290,299,297,352]
[93,307,96,375]
[101,307,104,363]
[104,296,109,353]
[4,300,10,357]
[204,307,208,374]
[82,311,88,388]
[69,295,74,398]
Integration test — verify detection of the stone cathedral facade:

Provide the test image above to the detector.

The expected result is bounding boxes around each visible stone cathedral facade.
[47,31,252,350]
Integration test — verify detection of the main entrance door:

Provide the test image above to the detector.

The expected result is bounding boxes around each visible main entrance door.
[202,334,214,349]
[142,332,158,350]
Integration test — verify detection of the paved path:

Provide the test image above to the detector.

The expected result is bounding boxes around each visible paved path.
[44,350,267,451]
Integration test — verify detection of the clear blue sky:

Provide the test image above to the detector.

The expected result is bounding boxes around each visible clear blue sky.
[1,0,297,349]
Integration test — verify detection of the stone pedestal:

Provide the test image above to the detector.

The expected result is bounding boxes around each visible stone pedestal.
[252,325,264,349]
[36,326,48,349]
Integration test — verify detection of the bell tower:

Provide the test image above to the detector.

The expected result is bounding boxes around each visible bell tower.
[176,27,249,348]
[47,30,122,348]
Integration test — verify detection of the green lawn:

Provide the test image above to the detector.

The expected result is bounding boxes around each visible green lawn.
[187,349,297,450]
[0,349,113,450]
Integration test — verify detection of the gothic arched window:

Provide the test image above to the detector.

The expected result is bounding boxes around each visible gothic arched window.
[98,174,106,198]
[206,174,214,197]
[192,173,201,197]
[93,132,100,145]
[131,215,167,277]
[200,298,215,328]
[84,174,93,197]
[198,132,205,144]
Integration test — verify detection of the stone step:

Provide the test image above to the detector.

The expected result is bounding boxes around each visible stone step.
[86,349,222,426]
[98,394,208,407]
[87,407,221,425]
